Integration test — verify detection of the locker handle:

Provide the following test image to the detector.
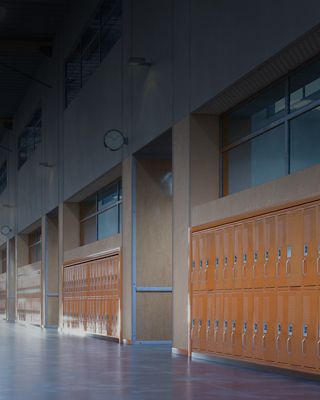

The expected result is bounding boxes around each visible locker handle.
[285,259,290,276]
[276,335,280,352]
[317,257,320,275]
[252,334,256,351]
[301,338,306,355]
[263,262,268,277]
[231,331,235,346]
[262,334,266,351]
[286,337,292,354]
[301,259,307,276]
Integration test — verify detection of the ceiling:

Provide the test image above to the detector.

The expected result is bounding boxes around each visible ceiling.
[0,0,72,123]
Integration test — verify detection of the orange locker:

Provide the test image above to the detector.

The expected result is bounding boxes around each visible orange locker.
[207,292,215,352]
[233,224,242,289]
[318,292,320,371]
[302,206,318,286]
[252,219,264,288]
[199,292,207,352]
[286,210,303,287]
[264,216,276,288]
[287,288,302,366]
[199,233,207,291]
[242,289,253,358]
[214,229,224,290]
[214,292,224,353]
[191,293,199,351]
[205,230,215,291]
[231,291,243,356]
[262,289,276,362]
[301,287,318,370]
[223,226,233,290]
[191,234,200,291]
[223,291,232,354]
[242,222,253,289]
[275,214,287,287]
[252,289,264,359]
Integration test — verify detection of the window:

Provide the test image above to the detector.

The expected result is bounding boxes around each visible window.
[222,57,320,195]
[18,108,42,169]
[1,249,6,274]
[80,180,122,245]
[29,228,42,264]
[0,161,7,195]
[65,0,122,107]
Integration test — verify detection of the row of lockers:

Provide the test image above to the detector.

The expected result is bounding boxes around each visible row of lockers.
[63,254,121,339]
[0,272,6,318]
[191,288,320,373]
[192,202,320,290]
[17,266,41,325]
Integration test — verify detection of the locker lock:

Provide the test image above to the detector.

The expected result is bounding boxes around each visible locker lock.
[232,320,236,332]
[192,319,195,328]
[224,256,228,266]
[199,320,202,328]
[224,320,228,331]
[303,324,308,337]
[263,323,268,334]
[304,245,308,257]
[288,323,293,337]
[207,320,211,329]
[277,249,281,260]
[243,253,247,264]
[205,260,209,269]
[234,255,237,264]
[254,252,258,263]
[215,257,219,268]
[243,321,247,333]
[277,322,281,335]
[215,320,219,330]
[265,250,269,261]
[253,322,258,334]
[192,261,195,270]
[287,246,292,258]
[200,260,203,269]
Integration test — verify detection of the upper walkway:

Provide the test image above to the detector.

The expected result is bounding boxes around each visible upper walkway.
[0,321,319,400]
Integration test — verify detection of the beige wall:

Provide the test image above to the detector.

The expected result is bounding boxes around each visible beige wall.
[136,158,173,340]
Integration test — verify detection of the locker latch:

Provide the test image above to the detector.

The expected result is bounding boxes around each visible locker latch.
[205,260,209,269]
[265,250,269,261]
[215,257,219,269]
[253,322,258,334]
[303,324,308,337]
[263,323,268,334]
[254,252,258,263]
[199,320,202,328]
[318,243,320,255]
[224,256,228,266]
[243,253,247,263]
[288,323,293,336]
[215,320,219,330]
[277,248,281,260]
[277,322,281,335]
[287,246,292,258]
[192,261,195,270]
[192,319,195,328]
[224,320,228,331]
[304,245,308,257]
[243,321,247,333]
[207,320,211,329]
[232,320,236,332]
[200,260,203,269]
[234,255,237,264]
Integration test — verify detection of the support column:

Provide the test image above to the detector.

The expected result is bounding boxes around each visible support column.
[6,238,16,322]
[122,156,133,342]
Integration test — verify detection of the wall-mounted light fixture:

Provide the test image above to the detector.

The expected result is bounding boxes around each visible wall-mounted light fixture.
[0,225,11,236]
[128,57,152,67]
[39,161,53,168]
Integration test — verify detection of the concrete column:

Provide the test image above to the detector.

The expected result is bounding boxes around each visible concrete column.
[6,238,16,322]
[42,214,59,328]
[121,156,133,342]
[172,114,219,352]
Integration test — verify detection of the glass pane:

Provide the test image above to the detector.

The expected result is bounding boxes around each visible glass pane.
[224,124,286,195]
[97,206,118,240]
[290,107,320,173]
[80,194,96,220]
[97,183,118,211]
[80,216,97,245]
[223,81,285,146]
[290,59,320,111]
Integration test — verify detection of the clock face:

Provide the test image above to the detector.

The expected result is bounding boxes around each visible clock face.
[104,130,125,151]
[0,225,11,236]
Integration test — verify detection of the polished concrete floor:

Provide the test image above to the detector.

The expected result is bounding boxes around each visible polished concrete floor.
[0,322,319,400]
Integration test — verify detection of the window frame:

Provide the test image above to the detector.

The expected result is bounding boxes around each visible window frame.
[221,55,320,196]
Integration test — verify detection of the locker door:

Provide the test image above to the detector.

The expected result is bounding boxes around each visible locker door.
[214,292,224,353]
[231,291,243,357]
[242,222,253,289]
[199,234,207,291]
[262,289,276,362]
[223,292,232,354]
[287,288,302,366]
[318,292,320,371]
[233,224,242,289]
[286,210,303,287]
[264,217,276,288]
[242,290,253,358]
[207,292,215,352]
[301,288,318,370]
[275,214,287,287]
[191,293,199,351]
[206,230,215,291]
[252,219,264,288]
[214,230,224,290]
[302,207,318,286]
[276,289,288,364]
[223,226,233,290]
[252,290,263,359]
[199,292,208,352]
[191,234,200,291]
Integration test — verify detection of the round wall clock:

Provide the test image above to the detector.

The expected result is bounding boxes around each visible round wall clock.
[104,129,128,151]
